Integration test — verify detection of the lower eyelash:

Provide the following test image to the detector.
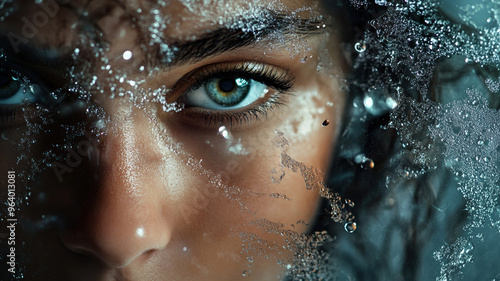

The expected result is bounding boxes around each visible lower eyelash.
[0,106,21,125]
[197,91,291,128]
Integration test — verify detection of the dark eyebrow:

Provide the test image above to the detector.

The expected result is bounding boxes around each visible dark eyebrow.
[0,10,325,72]
[0,35,71,87]
[154,12,326,69]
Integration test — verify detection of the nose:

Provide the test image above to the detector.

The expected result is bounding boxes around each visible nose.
[61,106,172,268]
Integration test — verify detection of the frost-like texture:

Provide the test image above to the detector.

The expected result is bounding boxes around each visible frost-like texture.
[1,0,499,280]
[340,0,500,280]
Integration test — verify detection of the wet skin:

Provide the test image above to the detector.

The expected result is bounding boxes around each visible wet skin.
[0,0,346,280]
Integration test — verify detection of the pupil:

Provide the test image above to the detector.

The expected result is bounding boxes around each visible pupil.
[219,78,236,93]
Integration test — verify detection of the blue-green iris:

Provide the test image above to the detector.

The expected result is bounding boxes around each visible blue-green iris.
[0,73,20,100]
[205,77,250,106]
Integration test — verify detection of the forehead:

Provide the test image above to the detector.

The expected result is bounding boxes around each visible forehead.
[0,0,319,45]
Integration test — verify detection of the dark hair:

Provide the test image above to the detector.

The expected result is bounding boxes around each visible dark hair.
[298,1,500,280]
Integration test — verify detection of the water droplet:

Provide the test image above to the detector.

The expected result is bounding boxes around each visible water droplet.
[460,241,474,257]
[355,41,366,53]
[218,126,232,140]
[136,227,145,237]
[344,221,357,233]
[364,159,375,169]
[363,96,374,108]
[374,0,388,5]
[385,97,398,109]
[455,170,464,178]
[322,119,330,127]
[354,154,375,169]
[123,50,133,60]
[345,199,355,207]
[30,84,42,95]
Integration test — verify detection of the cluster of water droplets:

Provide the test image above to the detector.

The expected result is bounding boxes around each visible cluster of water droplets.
[5,0,500,279]
[345,0,500,279]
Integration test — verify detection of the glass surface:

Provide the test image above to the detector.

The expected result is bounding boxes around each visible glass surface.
[0,0,499,280]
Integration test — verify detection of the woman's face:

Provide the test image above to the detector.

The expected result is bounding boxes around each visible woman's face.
[0,0,345,280]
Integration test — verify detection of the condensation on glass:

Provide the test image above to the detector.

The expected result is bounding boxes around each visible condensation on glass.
[0,0,498,281]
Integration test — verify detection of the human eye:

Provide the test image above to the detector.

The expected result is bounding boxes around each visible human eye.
[0,70,37,104]
[0,64,48,127]
[174,62,294,128]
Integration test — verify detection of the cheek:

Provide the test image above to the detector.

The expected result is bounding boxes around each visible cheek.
[166,87,342,233]
[279,83,344,170]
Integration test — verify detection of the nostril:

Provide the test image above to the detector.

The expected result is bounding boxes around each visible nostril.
[76,249,111,266]
[61,222,171,269]
[62,241,115,266]
[139,248,157,259]
[56,126,174,269]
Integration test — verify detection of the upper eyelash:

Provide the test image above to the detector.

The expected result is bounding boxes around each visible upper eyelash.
[180,62,294,94]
